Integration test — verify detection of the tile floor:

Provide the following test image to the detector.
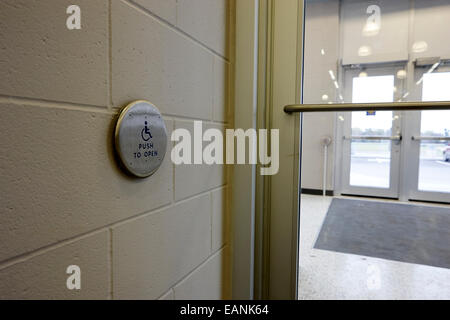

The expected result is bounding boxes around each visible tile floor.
[298,194,450,300]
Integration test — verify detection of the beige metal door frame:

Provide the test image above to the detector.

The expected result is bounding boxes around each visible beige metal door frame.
[234,0,304,300]
[254,0,304,300]
[232,0,258,300]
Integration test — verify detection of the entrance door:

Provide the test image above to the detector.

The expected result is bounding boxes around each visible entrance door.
[339,67,450,202]
[262,0,450,299]
[340,67,405,198]
[407,68,450,202]
[333,5,450,203]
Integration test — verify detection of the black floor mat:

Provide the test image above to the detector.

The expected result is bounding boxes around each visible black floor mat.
[314,198,450,269]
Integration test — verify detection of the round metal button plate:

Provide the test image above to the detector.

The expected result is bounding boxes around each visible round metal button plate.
[114,100,167,178]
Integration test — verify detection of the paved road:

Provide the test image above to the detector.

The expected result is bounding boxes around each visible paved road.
[350,157,450,193]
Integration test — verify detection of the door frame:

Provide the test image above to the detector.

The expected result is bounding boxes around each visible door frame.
[235,0,450,300]
[265,0,303,300]
[232,0,259,300]
[240,0,450,301]
[250,0,304,300]
[234,0,304,300]
[233,0,303,300]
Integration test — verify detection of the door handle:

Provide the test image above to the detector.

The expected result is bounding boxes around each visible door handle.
[284,102,450,113]
[411,136,450,141]
[344,135,402,141]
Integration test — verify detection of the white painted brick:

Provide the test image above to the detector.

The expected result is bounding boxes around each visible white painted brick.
[112,194,211,299]
[174,120,226,201]
[177,0,230,58]
[174,247,230,300]
[212,187,229,252]
[132,0,177,24]
[112,0,214,120]
[0,231,109,300]
[0,0,108,106]
[213,57,230,122]
[0,102,172,262]
[0,0,233,300]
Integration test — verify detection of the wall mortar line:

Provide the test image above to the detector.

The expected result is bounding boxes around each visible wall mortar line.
[123,0,230,62]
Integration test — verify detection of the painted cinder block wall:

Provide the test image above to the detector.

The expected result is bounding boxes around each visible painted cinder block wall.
[0,0,233,299]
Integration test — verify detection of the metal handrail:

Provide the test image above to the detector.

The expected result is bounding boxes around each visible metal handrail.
[344,135,402,141]
[284,101,450,113]
[412,136,450,141]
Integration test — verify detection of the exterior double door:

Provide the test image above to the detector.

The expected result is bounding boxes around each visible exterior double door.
[340,67,450,203]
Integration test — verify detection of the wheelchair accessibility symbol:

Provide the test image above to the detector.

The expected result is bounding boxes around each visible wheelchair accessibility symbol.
[141,121,153,141]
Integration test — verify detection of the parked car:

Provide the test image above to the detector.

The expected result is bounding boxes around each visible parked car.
[444,144,450,162]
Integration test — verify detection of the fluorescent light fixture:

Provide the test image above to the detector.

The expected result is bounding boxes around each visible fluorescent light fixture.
[328,70,336,81]
[334,81,339,89]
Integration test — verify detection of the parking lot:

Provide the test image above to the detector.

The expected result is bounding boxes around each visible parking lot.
[350,157,450,193]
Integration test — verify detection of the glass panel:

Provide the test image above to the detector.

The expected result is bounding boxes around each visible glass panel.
[299,0,450,301]
[352,75,394,103]
[422,72,450,102]
[351,111,393,136]
[417,71,450,192]
[349,76,394,188]
[350,140,391,188]
[349,111,392,188]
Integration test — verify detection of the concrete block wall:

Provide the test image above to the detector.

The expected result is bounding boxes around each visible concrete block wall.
[0,0,233,299]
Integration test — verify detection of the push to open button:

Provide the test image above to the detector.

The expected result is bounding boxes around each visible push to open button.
[114,100,168,178]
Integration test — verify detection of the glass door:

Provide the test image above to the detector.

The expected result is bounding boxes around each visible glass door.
[293,0,450,300]
[263,0,450,300]
[407,68,450,202]
[340,68,405,198]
